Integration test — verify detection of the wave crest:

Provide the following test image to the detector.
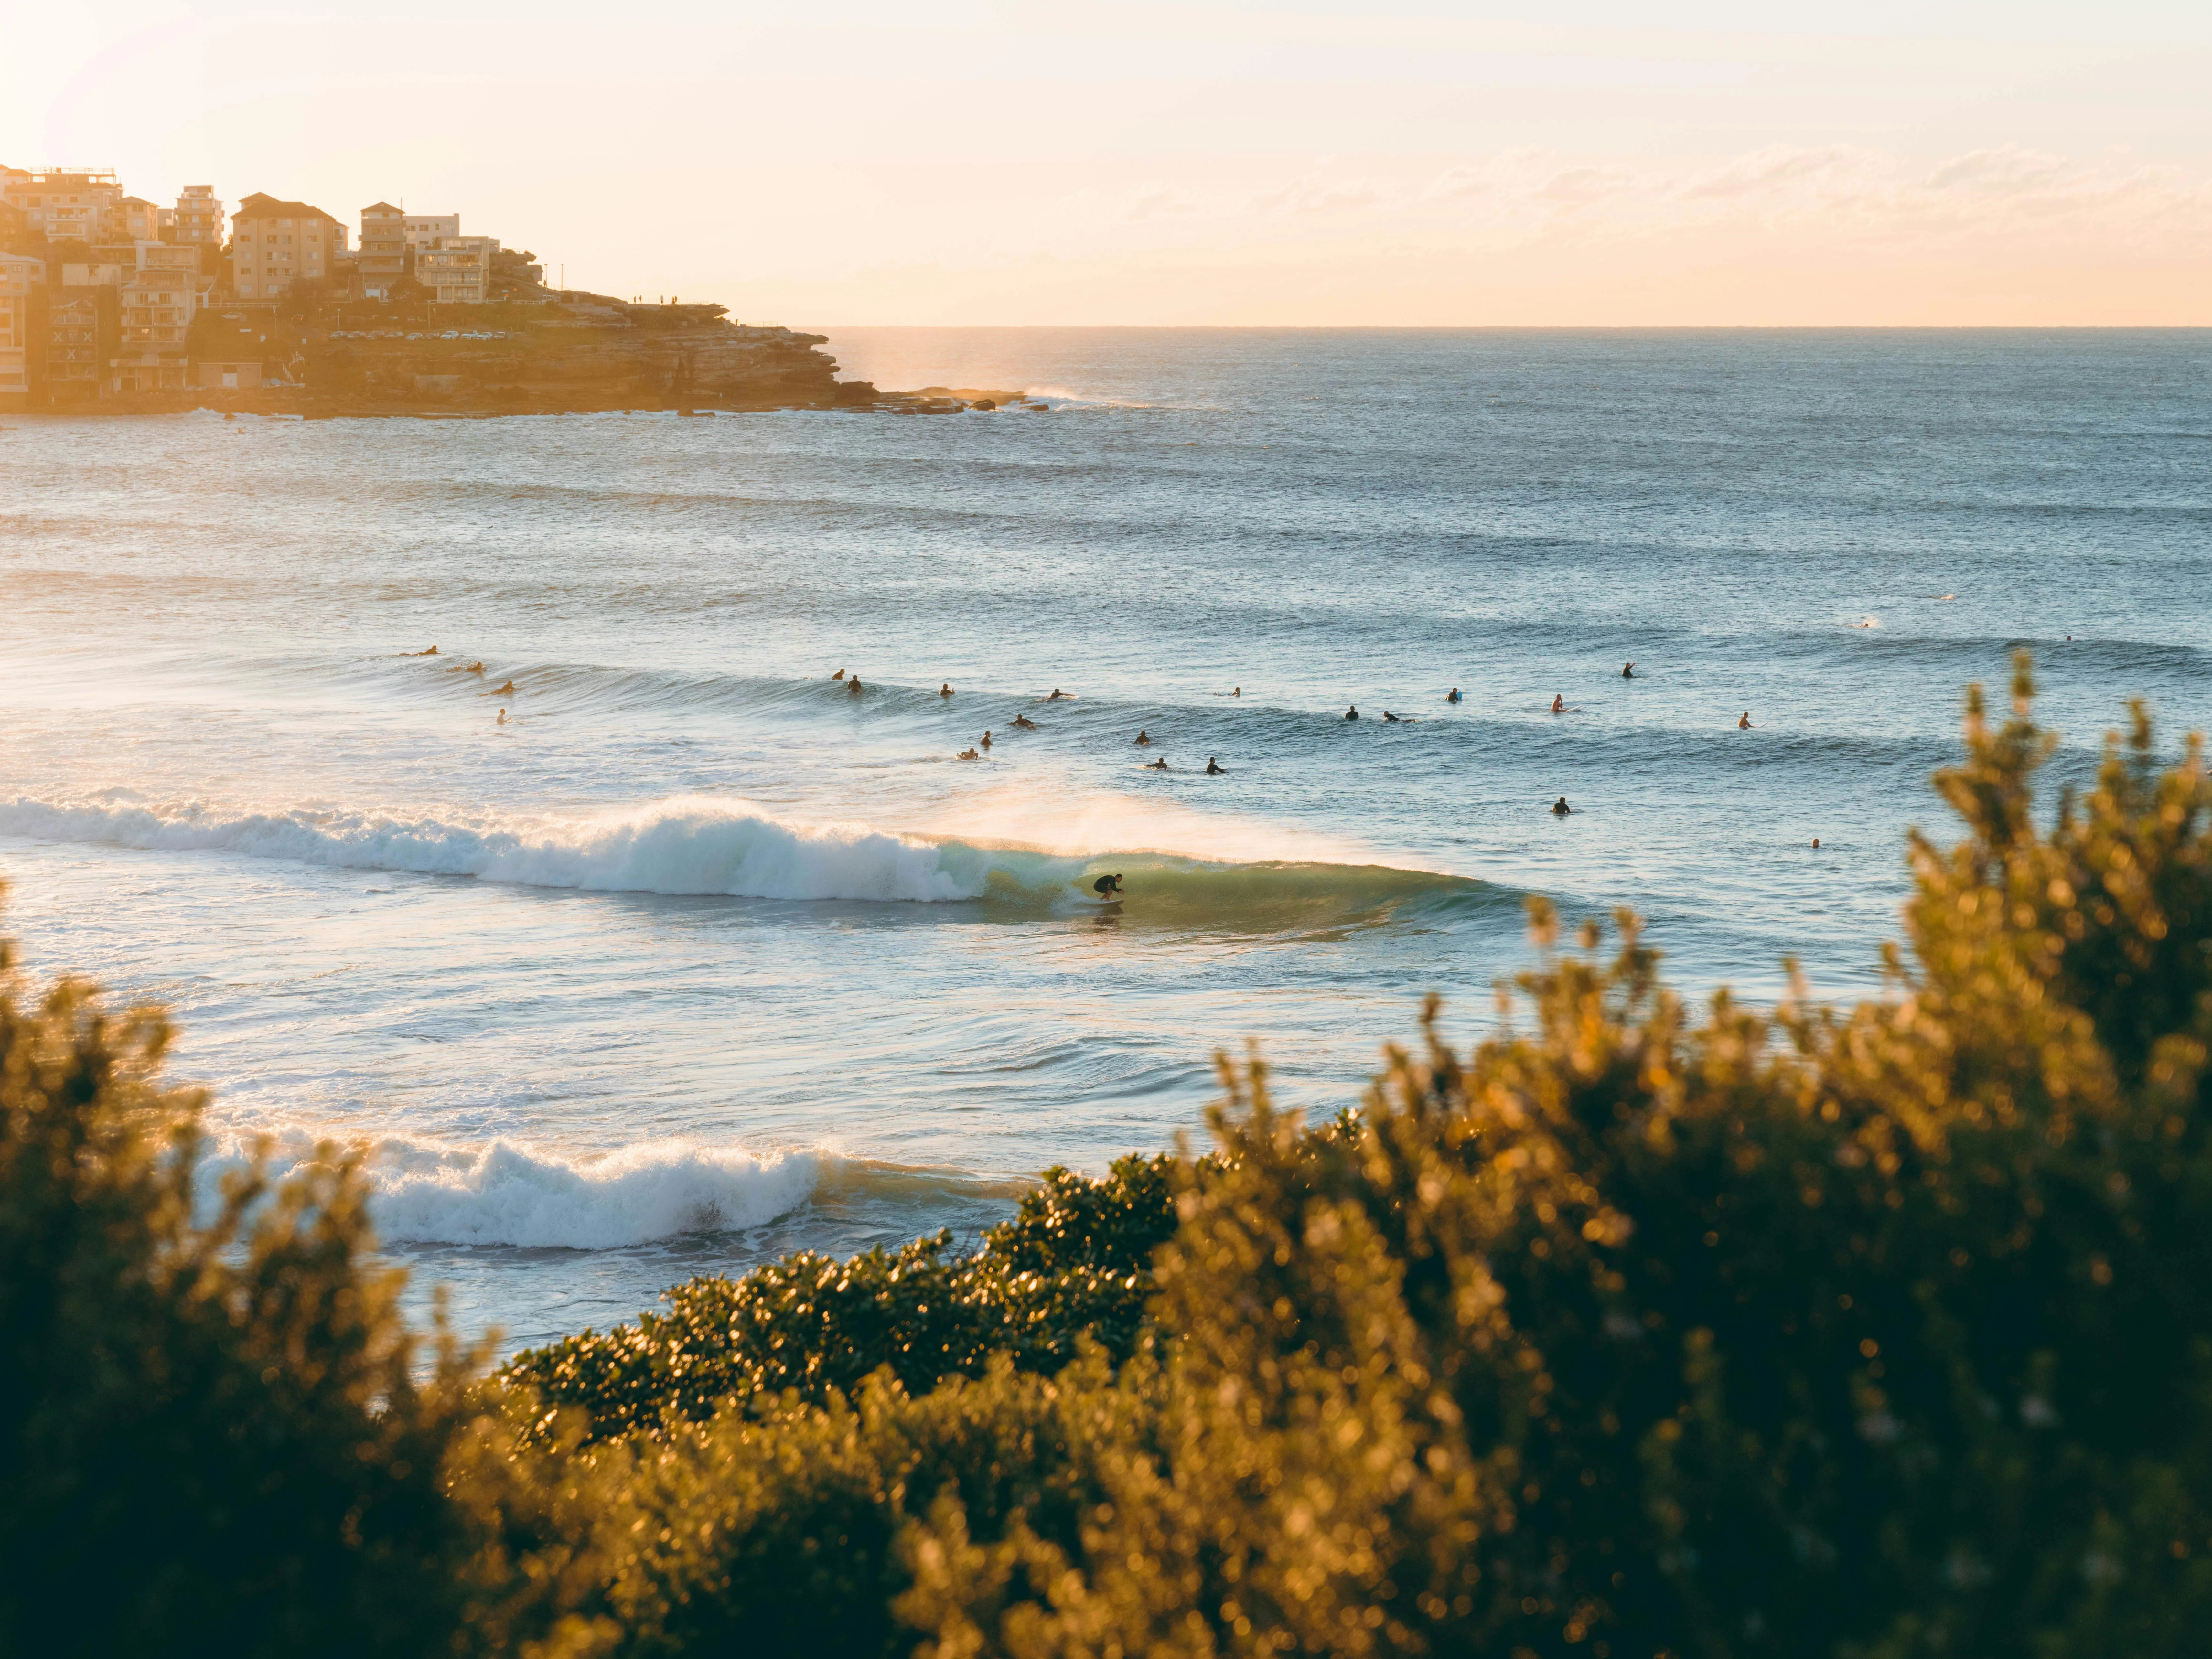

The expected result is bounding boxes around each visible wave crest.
[203,1129,820,1249]
[0,792,1500,925]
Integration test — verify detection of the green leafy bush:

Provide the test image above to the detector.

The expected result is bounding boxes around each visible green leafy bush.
[503,1154,1181,1441]
[0,915,485,1658]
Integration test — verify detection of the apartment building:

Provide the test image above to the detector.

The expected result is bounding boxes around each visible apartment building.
[0,253,43,403]
[117,196,170,241]
[113,264,196,391]
[416,234,499,304]
[171,185,223,246]
[358,202,406,297]
[401,213,459,251]
[1,167,125,245]
[46,288,114,399]
[229,193,348,298]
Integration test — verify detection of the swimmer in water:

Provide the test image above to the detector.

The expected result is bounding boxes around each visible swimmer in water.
[1345,705,1359,721]
[1622,662,1634,679]
[1233,686,1241,697]
[1145,757,1169,770]
[1739,712,1752,729]
[1552,796,1570,816]
[981,730,993,750]
[1092,873,1125,899]
[1447,688,1461,703]
[1551,694,1565,713]
[1812,838,1821,848]
[1206,757,1226,774]
[496,708,510,725]
[940,682,954,697]
[1133,729,1151,746]
[1011,713,1038,730]
[848,676,864,694]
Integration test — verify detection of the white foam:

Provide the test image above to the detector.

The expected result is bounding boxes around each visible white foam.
[0,794,1013,903]
[201,1127,820,1248]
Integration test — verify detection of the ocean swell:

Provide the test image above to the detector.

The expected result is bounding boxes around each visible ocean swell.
[0,792,1499,926]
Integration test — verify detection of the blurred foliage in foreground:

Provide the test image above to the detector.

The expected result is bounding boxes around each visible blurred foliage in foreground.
[4,655,2210,1659]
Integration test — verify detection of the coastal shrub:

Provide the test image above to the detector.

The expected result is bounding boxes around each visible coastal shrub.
[503,1154,1181,1442]
[0,910,484,1659]
[886,656,2212,1659]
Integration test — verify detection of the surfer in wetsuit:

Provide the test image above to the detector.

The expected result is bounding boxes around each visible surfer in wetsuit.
[1206,757,1226,774]
[1447,687,1461,703]
[848,676,864,695]
[981,730,993,749]
[1047,688,1070,701]
[1622,662,1634,678]
[1344,705,1359,721]
[1092,873,1125,899]
[1145,757,1169,770]
[1553,796,1571,816]
[1134,729,1151,746]
[1551,694,1565,713]
[1739,711,1752,729]
[1011,713,1038,729]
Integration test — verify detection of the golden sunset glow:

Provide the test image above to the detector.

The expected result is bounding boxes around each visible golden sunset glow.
[7,0,2207,324]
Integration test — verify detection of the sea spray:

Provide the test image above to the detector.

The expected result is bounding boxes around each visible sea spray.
[199,1128,821,1249]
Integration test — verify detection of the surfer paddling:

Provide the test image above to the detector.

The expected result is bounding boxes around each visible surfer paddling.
[1011,713,1038,730]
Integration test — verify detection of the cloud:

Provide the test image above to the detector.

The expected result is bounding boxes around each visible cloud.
[1408,141,2212,256]
[1678,145,1861,199]
[1124,181,1198,222]
[1247,172,1387,215]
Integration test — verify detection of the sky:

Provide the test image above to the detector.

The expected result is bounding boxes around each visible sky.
[4,0,2208,325]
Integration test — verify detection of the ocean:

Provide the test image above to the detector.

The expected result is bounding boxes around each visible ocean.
[2,328,2206,1350]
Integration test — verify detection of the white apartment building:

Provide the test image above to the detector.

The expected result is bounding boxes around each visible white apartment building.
[0,167,124,243]
[171,186,223,246]
[401,213,459,251]
[416,234,499,304]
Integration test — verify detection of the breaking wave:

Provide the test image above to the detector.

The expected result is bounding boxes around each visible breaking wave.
[200,1128,820,1249]
[0,793,1502,926]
